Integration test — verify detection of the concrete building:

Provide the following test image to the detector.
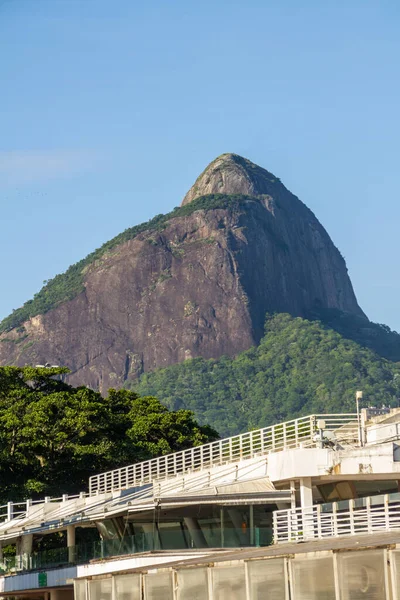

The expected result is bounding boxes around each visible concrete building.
[1,408,400,599]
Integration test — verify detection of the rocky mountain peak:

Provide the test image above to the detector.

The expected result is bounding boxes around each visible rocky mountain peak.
[181,153,279,206]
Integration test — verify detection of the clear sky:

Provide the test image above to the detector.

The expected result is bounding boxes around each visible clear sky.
[1,0,399,330]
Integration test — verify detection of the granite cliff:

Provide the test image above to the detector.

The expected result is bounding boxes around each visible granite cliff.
[0,154,365,391]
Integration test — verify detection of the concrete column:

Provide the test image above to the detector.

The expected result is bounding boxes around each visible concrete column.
[290,480,296,509]
[299,477,313,508]
[17,534,33,570]
[299,477,314,540]
[18,534,33,555]
[183,517,208,549]
[67,525,76,563]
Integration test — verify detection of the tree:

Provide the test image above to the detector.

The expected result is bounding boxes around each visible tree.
[0,368,218,503]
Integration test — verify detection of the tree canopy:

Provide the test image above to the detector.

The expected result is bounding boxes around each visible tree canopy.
[0,367,218,503]
[132,313,400,437]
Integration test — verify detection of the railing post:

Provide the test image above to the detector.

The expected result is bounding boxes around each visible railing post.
[384,494,390,530]
[283,423,287,449]
[272,425,276,451]
[7,502,13,522]
[260,428,265,454]
[273,511,278,543]
[349,499,355,535]
[317,504,322,538]
[333,502,338,537]
[311,415,316,440]
[294,419,299,448]
[366,496,372,533]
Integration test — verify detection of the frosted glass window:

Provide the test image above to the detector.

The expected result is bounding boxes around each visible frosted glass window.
[390,550,400,600]
[291,556,335,600]
[144,572,173,600]
[75,580,87,600]
[89,579,112,600]
[212,565,246,600]
[176,568,209,600]
[114,574,141,600]
[337,550,386,600]
[247,558,287,600]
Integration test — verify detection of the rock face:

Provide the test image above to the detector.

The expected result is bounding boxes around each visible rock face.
[0,154,365,391]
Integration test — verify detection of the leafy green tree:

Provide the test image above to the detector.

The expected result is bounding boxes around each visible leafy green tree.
[0,368,218,503]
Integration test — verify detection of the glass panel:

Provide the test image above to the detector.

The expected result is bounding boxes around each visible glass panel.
[176,568,209,600]
[212,565,246,600]
[247,558,287,600]
[144,572,173,600]
[337,550,386,600]
[114,574,141,600]
[291,557,335,600]
[74,580,87,600]
[390,550,400,600]
[89,579,112,600]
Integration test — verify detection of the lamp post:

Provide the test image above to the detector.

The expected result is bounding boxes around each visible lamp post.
[356,390,363,446]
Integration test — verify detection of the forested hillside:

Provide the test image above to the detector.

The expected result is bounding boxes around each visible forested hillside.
[132,314,400,437]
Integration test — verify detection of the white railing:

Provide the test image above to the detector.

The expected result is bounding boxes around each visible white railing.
[89,413,358,495]
[273,493,400,544]
[0,492,90,525]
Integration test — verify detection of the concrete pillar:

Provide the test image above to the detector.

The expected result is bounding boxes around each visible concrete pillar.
[16,534,33,570]
[67,525,76,563]
[183,517,208,548]
[299,477,314,540]
[299,477,313,508]
[290,480,296,509]
[18,534,33,555]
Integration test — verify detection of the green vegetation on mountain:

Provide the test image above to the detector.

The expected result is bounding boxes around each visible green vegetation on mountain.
[0,366,218,503]
[132,314,400,437]
[307,307,400,361]
[0,194,255,334]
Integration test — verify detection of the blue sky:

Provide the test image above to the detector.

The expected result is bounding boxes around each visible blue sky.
[1,0,399,330]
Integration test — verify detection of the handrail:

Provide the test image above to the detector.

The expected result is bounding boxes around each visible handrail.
[0,492,91,526]
[273,492,400,544]
[89,413,358,495]
[0,413,358,521]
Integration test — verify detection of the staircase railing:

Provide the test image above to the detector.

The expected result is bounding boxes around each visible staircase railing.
[89,413,358,495]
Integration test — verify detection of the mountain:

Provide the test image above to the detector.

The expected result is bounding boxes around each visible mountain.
[0,153,367,391]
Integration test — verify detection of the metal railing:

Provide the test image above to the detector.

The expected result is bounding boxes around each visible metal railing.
[273,492,400,544]
[89,413,358,495]
[0,492,90,526]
